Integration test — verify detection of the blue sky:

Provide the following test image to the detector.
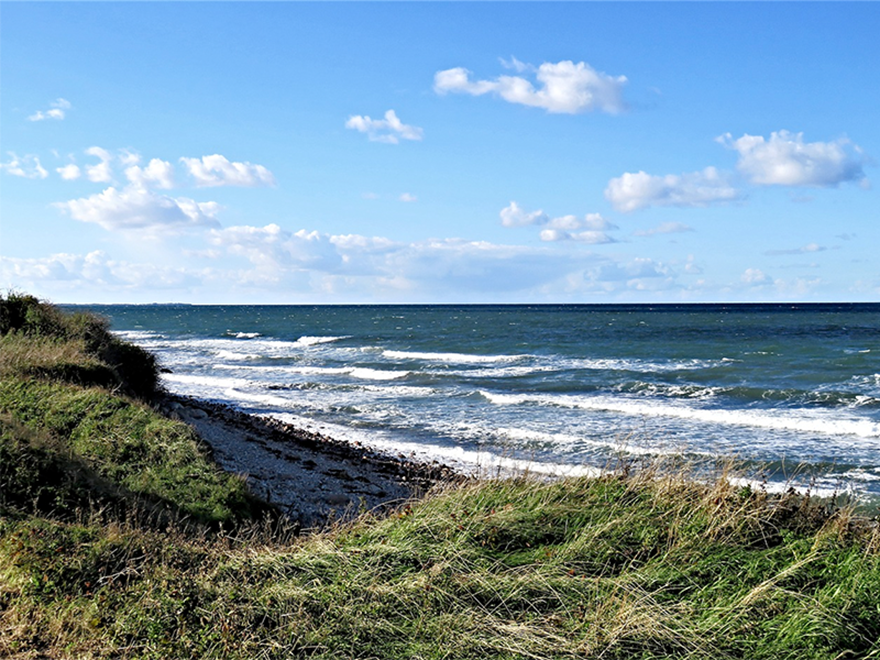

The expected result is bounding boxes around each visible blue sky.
[1,2,878,304]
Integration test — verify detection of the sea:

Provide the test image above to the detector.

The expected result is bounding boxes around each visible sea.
[73,303,880,504]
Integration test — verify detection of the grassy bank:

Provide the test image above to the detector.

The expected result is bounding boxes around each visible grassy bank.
[2,293,880,659]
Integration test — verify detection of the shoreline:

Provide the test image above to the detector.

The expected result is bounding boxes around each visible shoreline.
[156,392,462,530]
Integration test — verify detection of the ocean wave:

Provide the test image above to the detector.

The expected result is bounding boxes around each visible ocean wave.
[566,357,731,373]
[479,391,880,439]
[349,368,410,381]
[214,350,264,362]
[114,330,164,342]
[295,335,349,347]
[162,373,250,389]
[213,363,409,381]
[383,349,528,364]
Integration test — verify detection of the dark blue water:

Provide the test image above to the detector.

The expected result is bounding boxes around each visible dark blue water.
[75,303,880,501]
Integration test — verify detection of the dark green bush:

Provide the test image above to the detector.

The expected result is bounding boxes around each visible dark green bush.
[0,292,158,399]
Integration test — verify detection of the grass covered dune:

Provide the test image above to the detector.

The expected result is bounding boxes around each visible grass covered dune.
[2,294,880,659]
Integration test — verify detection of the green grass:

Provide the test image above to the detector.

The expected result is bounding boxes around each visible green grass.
[0,292,267,526]
[2,473,879,659]
[2,293,880,659]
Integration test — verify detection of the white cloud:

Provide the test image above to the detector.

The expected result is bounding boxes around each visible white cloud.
[118,149,141,167]
[719,130,868,187]
[633,222,695,237]
[125,158,175,189]
[500,202,549,227]
[741,268,770,285]
[765,242,827,256]
[540,229,616,244]
[85,146,114,183]
[27,98,71,122]
[0,152,48,179]
[500,202,614,231]
[56,163,82,181]
[204,223,608,298]
[434,59,627,115]
[548,213,616,231]
[399,193,418,203]
[55,185,221,233]
[499,56,532,73]
[345,110,424,144]
[1,251,200,292]
[180,154,276,188]
[605,167,741,212]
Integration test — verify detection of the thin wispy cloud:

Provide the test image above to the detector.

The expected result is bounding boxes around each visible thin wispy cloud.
[765,243,828,256]
[27,98,71,122]
[634,222,695,237]
[0,152,48,179]
[345,110,424,144]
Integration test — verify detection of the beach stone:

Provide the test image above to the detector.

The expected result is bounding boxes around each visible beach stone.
[325,493,349,506]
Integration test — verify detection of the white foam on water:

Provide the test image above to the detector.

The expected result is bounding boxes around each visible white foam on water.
[565,357,730,373]
[223,388,292,408]
[494,426,695,457]
[229,331,262,339]
[114,330,163,341]
[262,412,601,479]
[438,364,559,379]
[295,335,349,347]
[349,368,411,381]
[384,350,528,364]
[479,391,880,439]
[162,373,250,389]
[212,363,409,381]
[214,350,263,362]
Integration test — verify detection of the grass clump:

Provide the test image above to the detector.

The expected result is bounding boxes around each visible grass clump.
[1,292,158,399]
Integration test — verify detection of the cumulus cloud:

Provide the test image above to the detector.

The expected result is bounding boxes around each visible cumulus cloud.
[56,163,82,181]
[125,158,175,189]
[84,146,114,183]
[345,110,424,144]
[500,202,549,227]
[399,193,418,202]
[27,98,71,122]
[55,185,221,233]
[633,222,695,237]
[180,154,276,188]
[605,167,741,212]
[0,153,48,179]
[719,130,868,187]
[434,59,627,114]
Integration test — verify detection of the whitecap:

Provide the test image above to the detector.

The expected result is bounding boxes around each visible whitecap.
[384,349,527,364]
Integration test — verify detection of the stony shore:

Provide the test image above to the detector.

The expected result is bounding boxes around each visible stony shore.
[157,393,462,530]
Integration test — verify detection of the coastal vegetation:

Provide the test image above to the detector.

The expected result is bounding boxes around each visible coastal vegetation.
[2,293,880,659]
